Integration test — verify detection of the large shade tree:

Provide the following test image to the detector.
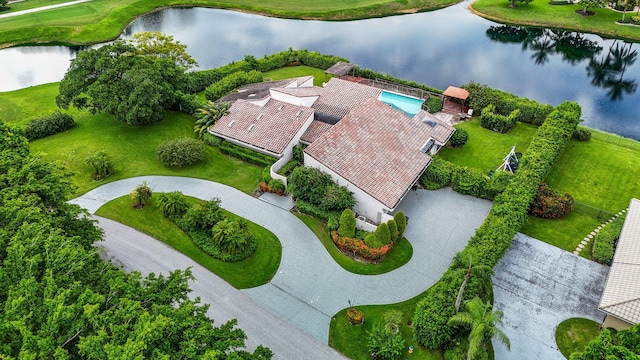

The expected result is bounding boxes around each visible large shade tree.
[56,33,192,125]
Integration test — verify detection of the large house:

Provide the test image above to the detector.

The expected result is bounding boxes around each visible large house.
[210,76,455,224]
[599,198,640,330]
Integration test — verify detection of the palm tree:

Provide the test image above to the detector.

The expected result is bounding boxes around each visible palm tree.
[448,297,510,360]
[454,255,493,312]
[193,101,231,139]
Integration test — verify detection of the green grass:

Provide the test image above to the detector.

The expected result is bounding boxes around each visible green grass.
[95,195,282,289]
[470,0,640,42]
[0,0,461,48]
[0,0,75,15]
[329,295,443,360]
[0,83,262,198]
[263,65,327,86]
[520,213,600,258]
[555,318,600,359]
[439,119,539,174]
[294,213,413,275]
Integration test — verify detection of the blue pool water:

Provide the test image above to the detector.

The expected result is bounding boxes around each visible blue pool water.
[379,91,425,118]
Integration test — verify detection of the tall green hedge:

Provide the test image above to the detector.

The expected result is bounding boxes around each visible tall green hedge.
[592,214,626,265]
[204,70,264,102]
[479,104,519,133]
[413,101,581,349]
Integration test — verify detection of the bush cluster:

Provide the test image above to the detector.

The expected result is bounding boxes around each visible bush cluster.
[288,166,355,219]
[573,128,592,141]
[368,323,405,360]
[424,96,444,113]
[331,231,393,261]
[413,101,581,349]
[267,179,286,195]
[332,212,404,261]
[464,81,553,125]
[202,132,224,147]
[420,157,513,200]
[338,209,356,238]
[24,111,75,141]
[204,70,263,102]
[479,104,519,133]
[276,159,301,177]
[219,141,276,167]
[592,214,626,265]
[172,91,206,115]
[529,183,574,219]
[448,128,468,148]
[156,137,207,167]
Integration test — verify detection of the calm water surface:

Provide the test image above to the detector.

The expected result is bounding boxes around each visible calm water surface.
[1,2,638,139]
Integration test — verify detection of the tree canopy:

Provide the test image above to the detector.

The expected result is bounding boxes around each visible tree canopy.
[0,121,271,359]
[56,33,189,125]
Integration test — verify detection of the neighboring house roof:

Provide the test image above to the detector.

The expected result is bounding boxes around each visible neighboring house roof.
[271,86,324,98]
[300,120,333,144]
[218,76,311,103]
[599,198,640,325]
[324,62,356,77]
[305,97,453,209]
[210,99,313,155]
[312,78,382,120]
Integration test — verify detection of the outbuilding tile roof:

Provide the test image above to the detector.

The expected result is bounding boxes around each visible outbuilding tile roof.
[599,198,640,325]
[312,78,382,120]
[305,98,453,209]
[300,120,333,144]
[210,99,313,155]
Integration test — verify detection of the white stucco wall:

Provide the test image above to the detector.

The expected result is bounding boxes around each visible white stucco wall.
[270,89,319,108]
[269,111,315,186]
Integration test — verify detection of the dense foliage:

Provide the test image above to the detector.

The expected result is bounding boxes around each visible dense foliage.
[368,323,405,360]
[479,104,519,133]
[219,141,276,167]
[24,111,75,141]
[529,182,574,219]
[204,70,264,102]
[288,166,355,220]
[156,137,207,167]
[448,128,469,147]
[414,101,581,349]
[592,213,625,265]
[84,151,113,181]
[573,128,592,141]
[0,121,271,359]
[338,209,357,238]
[570,327,640,359]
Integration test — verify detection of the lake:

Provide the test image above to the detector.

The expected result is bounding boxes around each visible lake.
[1,1,638,139]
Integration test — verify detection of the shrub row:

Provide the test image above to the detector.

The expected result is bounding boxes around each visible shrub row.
[181,49,348,93]
[288,166,355,214]
[295,199,340,221]
[331,231,392,261]
[463,81,553,125]
[172,91,206,115]
[413,101,581,349]
[204,70,263,102]
[219,141,276,167]
[479,104,519,133]
[24,111,75,141]
[276,159,301,176]
[420,157,513,201]
[592,214,626,265]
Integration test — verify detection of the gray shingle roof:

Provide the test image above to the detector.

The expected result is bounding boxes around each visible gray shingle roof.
[305,98,453,209]
[312,78,382,120]
[599,198,640,325]
[210,99,313,155]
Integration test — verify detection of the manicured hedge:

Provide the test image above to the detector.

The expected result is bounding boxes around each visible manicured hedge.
[204,70,263,102]
[24,111,75,141]
[295,198,339,221]
[592,214,626,265]
[276,159,301,176]
[156,137,207,167]
[219,141,276,167]
[413,101,581,349]
[479,104,519,133]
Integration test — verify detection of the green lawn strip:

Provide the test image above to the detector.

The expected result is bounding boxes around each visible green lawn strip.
[555,318,600,359]
[0,83,262,198]
[470,0,640,42]
[438,119,539,173]
[545,135,640,213]
[294,213,413,275]
[95,195,282,289]
[520,213,600,257]
[0,0,461,48]
[0,0,74,15]
[263,66,327,86]
[329,297,443,360]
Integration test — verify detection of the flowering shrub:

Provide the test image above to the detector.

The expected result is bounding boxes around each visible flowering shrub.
[331,231,393,261]
[346,308,365,325]
[529,182,574,219]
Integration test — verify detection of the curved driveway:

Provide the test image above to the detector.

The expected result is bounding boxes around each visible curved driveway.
[71,176,492,347]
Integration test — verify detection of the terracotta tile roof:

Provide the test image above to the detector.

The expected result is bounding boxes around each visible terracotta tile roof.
[210,99,313,155]
[313,78,382,120]
[600,198,640,325]
[300,120,333,144]
[271,86,324,98]
[305,98,452,209]
[413,110,456,144]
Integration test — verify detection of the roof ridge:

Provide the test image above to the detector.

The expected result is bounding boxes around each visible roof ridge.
[601,296,640,309]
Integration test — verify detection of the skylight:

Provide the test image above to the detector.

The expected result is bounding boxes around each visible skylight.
[256,113,264,120]
[420,139,435,153]
[228,120,235,128]
[248,124,255,132]
[296,109,303,117]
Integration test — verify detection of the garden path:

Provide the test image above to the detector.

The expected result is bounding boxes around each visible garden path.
[70,176,493,344]
[0,0,92,19]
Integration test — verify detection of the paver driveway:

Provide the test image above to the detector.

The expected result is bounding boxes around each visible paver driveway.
[492,234,609,360]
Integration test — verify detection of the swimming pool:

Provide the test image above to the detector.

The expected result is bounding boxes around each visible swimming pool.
[379,91,425,118]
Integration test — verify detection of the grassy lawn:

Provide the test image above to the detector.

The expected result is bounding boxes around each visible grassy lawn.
[470,0,640,42]
[0,0,461,48]
[439,119,640,254]
[95,195,282,289]
[263,66,327,86]
[439,119,538,174]
[555,318,600,359]
[295,213,413,275]
[0,83,262,198]
[0,0,74,15]
[329,295,443,360]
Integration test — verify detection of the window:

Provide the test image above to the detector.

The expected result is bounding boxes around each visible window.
[420,139,435,153]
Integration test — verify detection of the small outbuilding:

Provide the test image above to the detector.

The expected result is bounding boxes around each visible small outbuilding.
[598,198,640,330]
[442,86,471,116]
